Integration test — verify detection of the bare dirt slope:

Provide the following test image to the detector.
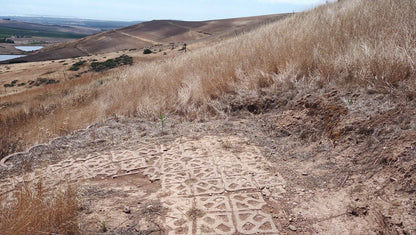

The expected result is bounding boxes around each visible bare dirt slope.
[1,86,415,234]
[15,14,289,62]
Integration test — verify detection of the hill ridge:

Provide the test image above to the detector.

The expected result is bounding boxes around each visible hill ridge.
[9,13,289,62]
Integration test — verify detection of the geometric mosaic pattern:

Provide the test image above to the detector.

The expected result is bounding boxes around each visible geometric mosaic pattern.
[0,135,285,234]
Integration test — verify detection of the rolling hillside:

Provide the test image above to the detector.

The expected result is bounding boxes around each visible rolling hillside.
[14,14,289,62]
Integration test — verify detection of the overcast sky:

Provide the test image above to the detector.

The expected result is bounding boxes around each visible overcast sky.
[1,0,332,21]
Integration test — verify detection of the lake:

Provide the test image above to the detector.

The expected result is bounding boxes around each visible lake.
[15,46,44,52]
[0,55,26,62]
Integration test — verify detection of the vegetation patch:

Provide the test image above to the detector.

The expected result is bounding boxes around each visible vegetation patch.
[0,38,14,43]
[90,54,133,72]
[26,78,60,87]
[143,48,152,54]
[3,80,18,88]
[69,60,87,71]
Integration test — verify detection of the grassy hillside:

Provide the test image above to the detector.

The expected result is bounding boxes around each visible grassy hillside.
[1,0,415,156]
[82,0,416,116]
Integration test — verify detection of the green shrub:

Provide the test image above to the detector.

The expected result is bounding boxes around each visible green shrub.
[143,48,152,54]
[0,38,14,43]
[91,55,133,72]
[69,60,87,71]
[31,78,59,86]
[3,80,18,88]
[46,79,59,85]
[35,77,48,86]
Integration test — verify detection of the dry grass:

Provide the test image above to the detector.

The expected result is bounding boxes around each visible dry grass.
[0,181,80,235]
[1,0,415,158]
[0,70,115,157]
[96,0,416,117]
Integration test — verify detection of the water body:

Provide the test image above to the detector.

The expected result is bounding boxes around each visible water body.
[15,46,43,52]
[0,55,26,62]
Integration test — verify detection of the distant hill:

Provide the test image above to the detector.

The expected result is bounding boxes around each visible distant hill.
[9,14,290,62]
[0,19,99,36]
[1,16,142,32]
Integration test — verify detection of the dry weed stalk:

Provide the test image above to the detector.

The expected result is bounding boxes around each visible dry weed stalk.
[0,181,80,235]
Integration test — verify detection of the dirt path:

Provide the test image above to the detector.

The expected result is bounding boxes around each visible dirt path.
[118,31,160,45]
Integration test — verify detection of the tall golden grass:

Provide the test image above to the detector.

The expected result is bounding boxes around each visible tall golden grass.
[0,182,79,234]
[1,0,415,157]
[95,0,416,117]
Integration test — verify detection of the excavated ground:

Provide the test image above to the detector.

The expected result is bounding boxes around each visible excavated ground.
[1,87,415,234]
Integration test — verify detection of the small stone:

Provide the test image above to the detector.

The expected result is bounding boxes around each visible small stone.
[288,225,297,231]
[302,172,308,176]
[123,206,131,214]
[262,188,271,197]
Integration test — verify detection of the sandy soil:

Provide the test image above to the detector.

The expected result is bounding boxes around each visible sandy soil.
[1,86,415,234]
